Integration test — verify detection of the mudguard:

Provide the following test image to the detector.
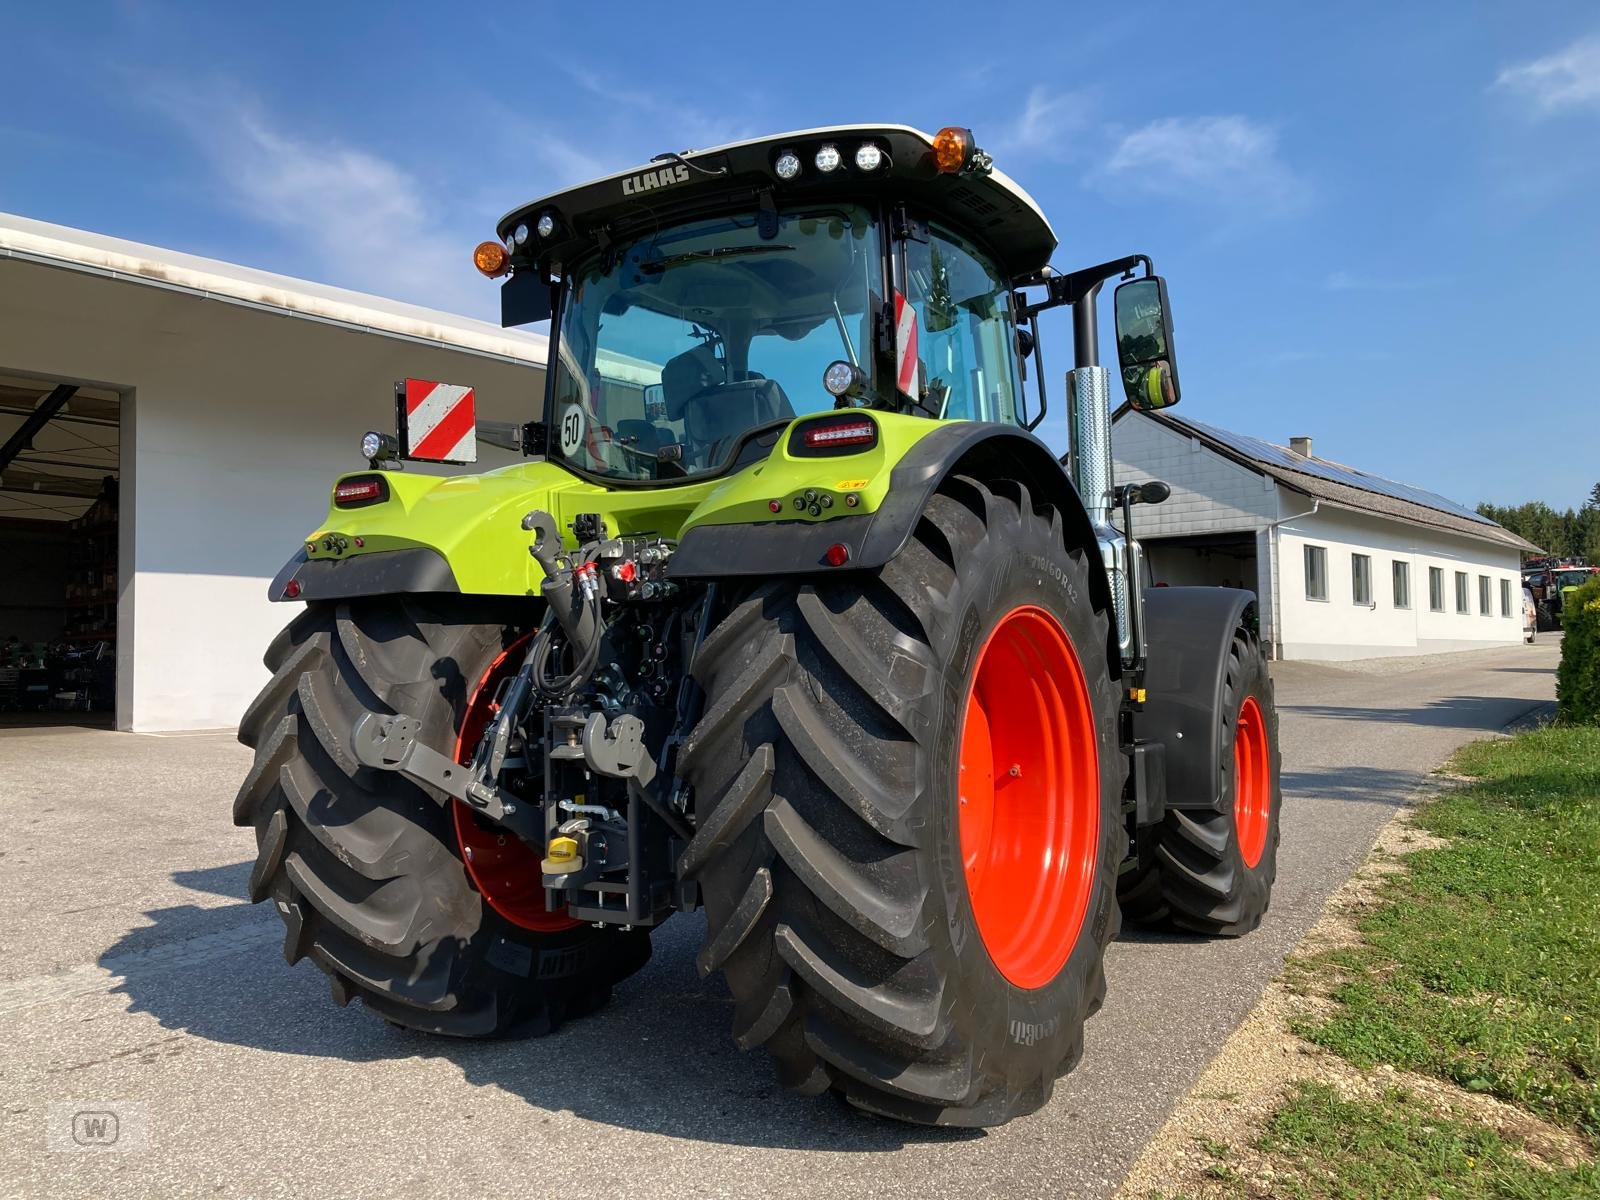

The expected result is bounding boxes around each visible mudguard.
[1135,586,1259,813]
[670,422,1120,674]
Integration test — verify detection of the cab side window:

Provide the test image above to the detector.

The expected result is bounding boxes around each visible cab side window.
[902,223,1021,424]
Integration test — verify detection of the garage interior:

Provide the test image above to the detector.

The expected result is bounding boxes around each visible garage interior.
[0,372,121,726]
[1142,532,1261,594]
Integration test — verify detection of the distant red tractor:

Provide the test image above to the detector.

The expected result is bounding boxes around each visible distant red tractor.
[1523,557,1598,630]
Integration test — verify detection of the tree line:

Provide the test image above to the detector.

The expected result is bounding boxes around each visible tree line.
[1476,483,1600,562]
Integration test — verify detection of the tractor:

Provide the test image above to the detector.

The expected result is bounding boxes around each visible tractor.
[234,124,1282,1126]
[1524,557,1598,631]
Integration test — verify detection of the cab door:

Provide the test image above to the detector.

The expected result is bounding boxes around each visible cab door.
[898,218,1025,425]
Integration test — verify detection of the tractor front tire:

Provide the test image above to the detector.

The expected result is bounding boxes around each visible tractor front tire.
[1118,624,1281,937]
[679,476,1124,1126]
[233,596,649,1037]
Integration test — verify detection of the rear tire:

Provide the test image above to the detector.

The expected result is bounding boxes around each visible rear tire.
[1118,624,1281,937]
[233,596,649,1036]
[679,476,1124,1126]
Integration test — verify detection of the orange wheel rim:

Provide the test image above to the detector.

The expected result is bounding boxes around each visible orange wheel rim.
[451,635,580,933]
[1233,696,1271,869]
[957,606,1100,990]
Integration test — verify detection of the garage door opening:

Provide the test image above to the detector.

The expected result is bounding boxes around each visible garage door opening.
[0,373,122,728]
[1143,532,1260,594]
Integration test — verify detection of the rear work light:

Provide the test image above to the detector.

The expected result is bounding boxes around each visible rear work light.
[333,476,388,508]
[790,415,879,456]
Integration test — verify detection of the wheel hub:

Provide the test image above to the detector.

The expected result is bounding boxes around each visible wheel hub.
[451,635,580,933]
[958,605,1099,990]
[1232,695,1271,869]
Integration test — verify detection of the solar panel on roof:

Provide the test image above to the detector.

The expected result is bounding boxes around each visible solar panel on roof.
[1174,416,1496,526]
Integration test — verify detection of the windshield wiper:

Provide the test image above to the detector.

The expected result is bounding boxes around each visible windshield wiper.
[639,244,794,273]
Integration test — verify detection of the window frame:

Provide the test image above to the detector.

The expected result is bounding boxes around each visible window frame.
[1304,544,1329,602]
[1500,578,1511,618]
[1392,560,1411,610]
[1429,566,1445,613]
[1478,574,1491,616]
[1455,571,1470,615]
[1352,553,1372,606]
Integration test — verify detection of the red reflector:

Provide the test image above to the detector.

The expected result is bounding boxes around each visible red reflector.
[768,499,783,513]
[334,479,384,506]
[803,420,876,449]
[824,543,850,567]
[283,579,302,599]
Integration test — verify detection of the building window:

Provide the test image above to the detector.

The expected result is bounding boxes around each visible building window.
[1455,571,1470,614]
[1304,545,1328,601]
[1352,554,1372,605]
[1479,575,1491,615]
[1429,567,1445,612]
[1500,578,1511,617]
[1393,561,1411,609]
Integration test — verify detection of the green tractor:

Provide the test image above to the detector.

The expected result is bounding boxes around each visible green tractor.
[234,124,1281,1126]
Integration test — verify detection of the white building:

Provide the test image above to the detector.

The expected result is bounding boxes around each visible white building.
[1113,407,1537,660]
[0,213,547,732]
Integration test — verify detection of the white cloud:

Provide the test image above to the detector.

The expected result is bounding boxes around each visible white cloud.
[993,87,1092,157]
[1105,115,1309,214]
[1494,35,1600,115]
[149,86,484,314]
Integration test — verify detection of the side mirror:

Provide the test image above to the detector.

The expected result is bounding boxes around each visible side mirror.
[1114,276,1180,411]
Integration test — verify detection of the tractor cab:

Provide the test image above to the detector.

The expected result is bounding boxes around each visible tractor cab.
[467,125,1177,488]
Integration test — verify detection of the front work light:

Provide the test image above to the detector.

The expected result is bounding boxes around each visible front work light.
[513,223,530,246]
[473,241,510,277]
[536,212,557,239]
[854,142,883,171]
[814,144,841,173]
[774,149,802,180]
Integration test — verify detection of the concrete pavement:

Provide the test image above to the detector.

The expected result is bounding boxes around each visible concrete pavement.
[0,637,1560,1199]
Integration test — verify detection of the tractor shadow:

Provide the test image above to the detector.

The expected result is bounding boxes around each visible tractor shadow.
[1277,695,1544,733]
[103,863,979,1151]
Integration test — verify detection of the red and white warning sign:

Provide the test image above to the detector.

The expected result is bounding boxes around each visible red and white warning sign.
[402,378,477,463]
[893,291,919,399]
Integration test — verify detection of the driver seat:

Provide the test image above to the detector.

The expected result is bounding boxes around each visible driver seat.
[661,347,794,466]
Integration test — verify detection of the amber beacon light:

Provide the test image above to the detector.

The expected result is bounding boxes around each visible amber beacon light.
[932,126,976,174]
[473,240,510,278]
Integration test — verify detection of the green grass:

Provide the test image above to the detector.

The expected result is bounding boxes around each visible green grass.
[1291,725,1600,1141]
[1255,1081,1600,1199]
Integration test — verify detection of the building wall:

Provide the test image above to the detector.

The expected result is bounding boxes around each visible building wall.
[0,256,544,731]
[1114,410,1281,644]
[1275,505,1522,659]
[1113,411,1280,537]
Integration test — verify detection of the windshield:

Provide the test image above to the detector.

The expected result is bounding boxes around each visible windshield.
[1554,569,1593,587]
[549,205,883,482]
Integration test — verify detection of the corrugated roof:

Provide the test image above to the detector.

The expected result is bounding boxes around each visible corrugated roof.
[0,211,549,367]
[1117,406,1539,554]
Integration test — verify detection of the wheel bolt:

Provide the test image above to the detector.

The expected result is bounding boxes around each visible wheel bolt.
[1008,764,1022,778]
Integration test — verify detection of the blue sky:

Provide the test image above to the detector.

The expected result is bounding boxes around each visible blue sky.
[4,2,1598,509]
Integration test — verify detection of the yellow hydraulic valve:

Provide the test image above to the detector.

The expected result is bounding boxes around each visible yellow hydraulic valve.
[541,835,583,875]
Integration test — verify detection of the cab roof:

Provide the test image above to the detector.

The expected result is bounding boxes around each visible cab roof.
[497,124,1059,280]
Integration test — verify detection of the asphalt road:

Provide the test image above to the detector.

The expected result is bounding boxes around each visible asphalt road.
[0,637,1560,1199]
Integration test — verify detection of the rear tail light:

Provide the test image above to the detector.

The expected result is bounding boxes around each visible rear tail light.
[789,415,879,457]
[333,476,388,507]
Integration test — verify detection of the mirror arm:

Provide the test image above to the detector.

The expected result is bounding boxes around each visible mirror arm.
[1019,254,1152,320]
